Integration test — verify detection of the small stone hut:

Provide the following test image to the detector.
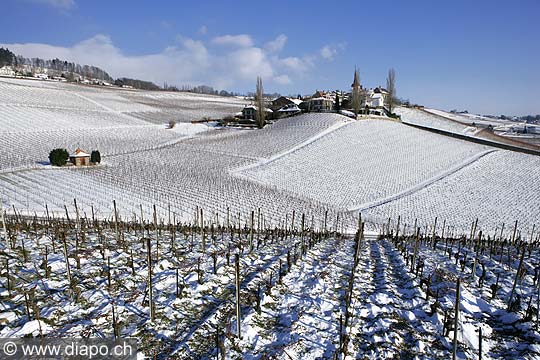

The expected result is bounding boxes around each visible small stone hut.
[69,148,90,166]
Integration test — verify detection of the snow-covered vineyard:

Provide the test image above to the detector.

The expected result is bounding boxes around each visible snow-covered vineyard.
[1,216,539,359]
[1,78,540,358]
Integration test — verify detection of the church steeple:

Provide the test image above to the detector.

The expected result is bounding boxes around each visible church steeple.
[351,67,360,89]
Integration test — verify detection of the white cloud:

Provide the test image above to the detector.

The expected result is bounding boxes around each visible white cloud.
[320,43,346,61]
[320,46,335,60]
[1,33,316,90]
[278,56,310,73]
[31,0,75,9]
[3,35,210,86]
[212,34,253,48]
[274,75,291,85]
[265,34,287,53]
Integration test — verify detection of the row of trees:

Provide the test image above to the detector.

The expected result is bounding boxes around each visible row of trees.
[170,84,244,97]
[115,78,160,91]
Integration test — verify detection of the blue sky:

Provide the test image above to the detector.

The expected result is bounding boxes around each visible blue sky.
[2,0,539,115]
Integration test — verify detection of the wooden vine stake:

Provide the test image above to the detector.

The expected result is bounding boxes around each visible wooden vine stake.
[45,204,51,235]
[478,326,482,360]
[147,237,155,322]
[412,228,420,272]
[153,205,159,261]
[235,254,241,338]
[200,208,205,253]
[452,278,461,360]
[471,231,482,279]
[511,220,518,243]
[536,280,539,331]
[113,200,119,246]
[431,216,438,248]
[112,304,119,339]
[324,210,328,235]
[250,211,254,253]
[1,208,6,245]
[395,215,400,240]
[508,246,526,311]
[139,204,144,237]
[61,233,73,300]
[74,198,81,237]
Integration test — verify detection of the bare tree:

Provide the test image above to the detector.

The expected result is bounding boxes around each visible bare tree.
[255,76,266,128]
[386,68,396,114]
[351,67,361,117]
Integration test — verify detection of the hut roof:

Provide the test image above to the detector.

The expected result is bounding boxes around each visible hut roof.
[70,148,90,158]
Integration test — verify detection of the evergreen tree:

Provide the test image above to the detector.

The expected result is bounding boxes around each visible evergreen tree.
[334,93,341,112]
[386,68,396,114]
[90,150,101,164]
[0,48,15,67]
[255,76,266,128]
[49,149,69,166]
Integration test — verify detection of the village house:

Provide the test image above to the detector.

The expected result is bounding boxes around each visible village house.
[69,148,91,166]
[371,87,388,107]
[370,93,385,108]
[276,104,301,118]
[270,96,303,118]
[0,66,15,77]
[270,96,302,111]
[305,91,334,112]
[239,105,273,121]
[356,87,388,115]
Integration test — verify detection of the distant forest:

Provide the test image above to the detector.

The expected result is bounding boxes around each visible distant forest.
[0,47,113,82]
[0,47,249,96]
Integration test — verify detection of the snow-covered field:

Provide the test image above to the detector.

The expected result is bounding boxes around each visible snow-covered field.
[397,107,479,135]
[1,80,539,233]
[0,78,248,126]
[237,120,492,210]
[1,79,540,358]
[408,107,540,146]
[1,224,539,359]
[0,126,190,171]
[396,107,479,136]
[425,108,513,127]
[363,150,540,231]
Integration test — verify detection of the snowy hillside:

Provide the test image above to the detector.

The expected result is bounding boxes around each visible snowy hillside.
[1,83,540,359]
[425,108,513,127]
[396,107,479,135]
[0,112,351,232]
[0,78,248,129]
[237,120,491,210]
[1,91,539,234]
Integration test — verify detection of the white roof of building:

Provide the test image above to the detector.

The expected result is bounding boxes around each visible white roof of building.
[309,97,333,101]
[243,105,273,112]
[70,148,90,158]
[290,98,303,105]
[278,105,301,112]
